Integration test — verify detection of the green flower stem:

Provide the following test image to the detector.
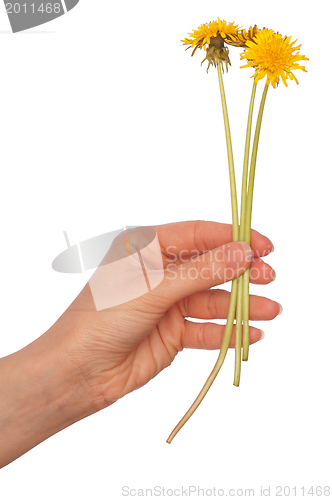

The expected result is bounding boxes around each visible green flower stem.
[242,83,269,361]
[234,82,257,386]
[166,62,239,444]
[217,63,239,239]
[166,281,238,444]
[242,269,250,361]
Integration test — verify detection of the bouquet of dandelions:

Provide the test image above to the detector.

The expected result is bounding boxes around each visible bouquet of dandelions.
[167,19,308,444]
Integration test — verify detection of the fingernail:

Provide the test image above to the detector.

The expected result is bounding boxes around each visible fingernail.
[278,304,283,315]
[270,243,275,253]
[271,269,277,281]
[260,330,265,340]
[225,242,253,269]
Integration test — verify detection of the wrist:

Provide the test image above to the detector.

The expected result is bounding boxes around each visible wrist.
[0,322,106,468]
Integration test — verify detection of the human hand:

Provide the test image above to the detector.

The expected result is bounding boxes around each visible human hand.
[0,220,281,468]
[53,220,280,407]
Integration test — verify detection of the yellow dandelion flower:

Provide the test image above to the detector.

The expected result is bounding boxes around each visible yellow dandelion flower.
[240,29,308,88]
[181,18,240,72]
[226,25,260,48]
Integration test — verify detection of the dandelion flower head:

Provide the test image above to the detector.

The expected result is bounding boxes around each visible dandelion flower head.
[182,18,240,71]
[240,29,308,88]
[226,25,260,48]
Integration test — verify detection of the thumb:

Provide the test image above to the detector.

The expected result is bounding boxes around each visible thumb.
[154,241,253,307]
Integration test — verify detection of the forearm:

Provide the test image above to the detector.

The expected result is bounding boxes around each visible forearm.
[0,325,104,469]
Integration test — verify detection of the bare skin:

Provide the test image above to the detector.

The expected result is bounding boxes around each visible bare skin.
[0,221,280,468]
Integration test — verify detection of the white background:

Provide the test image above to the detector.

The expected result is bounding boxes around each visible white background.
[0,0,331,498]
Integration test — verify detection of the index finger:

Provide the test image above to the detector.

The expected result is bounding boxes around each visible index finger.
[151,220,273,261]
